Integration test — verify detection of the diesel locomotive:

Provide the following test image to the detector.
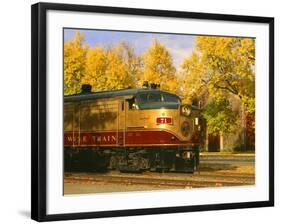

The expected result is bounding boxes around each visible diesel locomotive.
[64,83,202,173]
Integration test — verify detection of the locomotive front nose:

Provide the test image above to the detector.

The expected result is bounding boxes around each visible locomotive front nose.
[179,104,201,141]
[181,121,190,137]
[156,116,172,125]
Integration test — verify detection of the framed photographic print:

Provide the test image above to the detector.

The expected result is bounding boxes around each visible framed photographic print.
[31,2,274,222]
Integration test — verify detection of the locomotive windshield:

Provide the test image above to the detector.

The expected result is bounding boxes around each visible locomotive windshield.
[136,92,180,109]
[138,92,180,103]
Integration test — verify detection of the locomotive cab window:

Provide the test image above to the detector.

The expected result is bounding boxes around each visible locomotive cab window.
[127,97,138,110]
[136,92,180,109]
[164,93,180,103]
[139,93,162,103]
[138,92,180,104]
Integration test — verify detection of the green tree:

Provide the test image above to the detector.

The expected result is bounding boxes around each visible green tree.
[203,99,238,134]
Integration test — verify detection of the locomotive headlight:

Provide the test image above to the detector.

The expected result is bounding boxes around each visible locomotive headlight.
[195,117,199,125]
[181,106,191,116]
[183,152,191,159]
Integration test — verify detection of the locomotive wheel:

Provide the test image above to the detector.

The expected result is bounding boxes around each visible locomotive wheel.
[116,153,149,173]
[64,152,72,172]
[155,168,170,173]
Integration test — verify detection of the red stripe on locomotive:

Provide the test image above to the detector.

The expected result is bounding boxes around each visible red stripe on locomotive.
[64,130,200,147]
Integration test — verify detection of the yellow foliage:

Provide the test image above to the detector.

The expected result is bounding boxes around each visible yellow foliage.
[82,47,107,91]
[104,43,136,90]
[181,36,255,112]
[64,32,88,95]
[140,40,178,94]
[81,42,138,92]
[64,34,180,96]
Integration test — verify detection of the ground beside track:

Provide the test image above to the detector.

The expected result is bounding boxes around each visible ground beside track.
[64,153,255,194]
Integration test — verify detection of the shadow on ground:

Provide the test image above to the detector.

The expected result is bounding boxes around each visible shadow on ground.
[198,164,237,172]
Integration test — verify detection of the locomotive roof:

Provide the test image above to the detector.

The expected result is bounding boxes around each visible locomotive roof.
[64,88,180,102]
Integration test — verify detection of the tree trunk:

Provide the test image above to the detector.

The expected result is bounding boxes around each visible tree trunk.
[205,126,209,152]
[241,103,246,151]
[219,131,224,151]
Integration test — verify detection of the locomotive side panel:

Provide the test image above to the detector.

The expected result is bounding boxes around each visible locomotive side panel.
[64,104,74,132]
[64,103,80,146]
[79,100,119,131]
[65,98,199,148]
[125,107,200,146]
[64,87,201,173]
[65,98,125,148]
[64,103,80,132]
[125,108,180,146]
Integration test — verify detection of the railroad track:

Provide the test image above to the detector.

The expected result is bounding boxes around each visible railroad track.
[139,170,255,179]
[64,172,254,188]
[194,172,254,179]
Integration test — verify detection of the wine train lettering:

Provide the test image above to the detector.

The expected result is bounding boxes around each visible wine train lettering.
[65,134,117,145]
[64,83,202,173]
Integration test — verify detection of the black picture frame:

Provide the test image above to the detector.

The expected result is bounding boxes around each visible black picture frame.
[31,2,274,222]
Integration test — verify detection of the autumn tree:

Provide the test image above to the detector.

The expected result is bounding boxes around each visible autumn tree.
[82,42,138,92]
[104,42,138,90]
[140,39,179,94]
[182,36,255,112]
[116,42,141,85]
[82,47,107,91]
[180,52,207,104]
[64,32,88,95]
[181,36,255,150]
